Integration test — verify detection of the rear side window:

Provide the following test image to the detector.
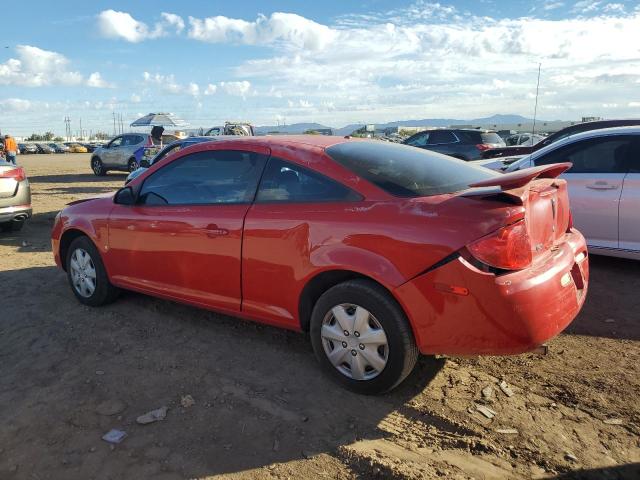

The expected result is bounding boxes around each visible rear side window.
[139,150,268,205]
[327,141,498,197]
[480,132,504,144]
[535,136,636,173]
[256,157,360,203]
[404,132,428,147]
[427,131,457,145]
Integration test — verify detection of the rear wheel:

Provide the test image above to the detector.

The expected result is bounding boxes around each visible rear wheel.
[91,157,107,176]
[127,158,138,173]
[66,236,119,306]
[310,279,418,394]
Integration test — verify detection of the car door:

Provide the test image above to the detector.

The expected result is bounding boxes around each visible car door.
[425,130,460,157]
[103,136,124,166]
[619,138,640,252]
[242,156,364,328]
[534,136,633,249]
[107,146,269,312]
[118,134,143,168]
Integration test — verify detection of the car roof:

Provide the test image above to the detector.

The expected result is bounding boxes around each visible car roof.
[532,125,640,158]
[180,135,358,150]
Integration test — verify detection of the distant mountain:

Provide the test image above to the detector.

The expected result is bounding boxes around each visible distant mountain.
[255,115,540,136]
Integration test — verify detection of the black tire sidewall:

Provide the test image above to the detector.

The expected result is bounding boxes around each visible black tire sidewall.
[310,280,417,395]
[92,157,106,176]
[128,158,138,172]
[66,236,117,306]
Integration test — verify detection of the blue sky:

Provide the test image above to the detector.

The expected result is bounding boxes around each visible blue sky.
[1,0,639,136]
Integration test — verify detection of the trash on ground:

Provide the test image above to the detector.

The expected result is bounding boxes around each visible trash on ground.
[481,386,494,399]
[495,428,519,434]
[603,418,624,425]
[136,406,168,425]
[475,404,497,419]
[565,452,578,462]
[499,380,515,397]
[101,429,127,444]
[181,394,195,408]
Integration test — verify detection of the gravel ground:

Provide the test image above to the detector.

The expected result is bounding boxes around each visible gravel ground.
[1,153,639,479]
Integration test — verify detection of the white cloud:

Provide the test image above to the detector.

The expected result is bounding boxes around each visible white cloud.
[97,10,184,42]
[0,98,32,112]
[219,80,251,97]
[130,93,141,103]
[186,82,200,97]
[187,13,337,50]
[204,84,217,95]
[0,45,105,88]
[543,1,565,10]
[572,1,601,13]
[628,102,640,107]
[87,72,113,88]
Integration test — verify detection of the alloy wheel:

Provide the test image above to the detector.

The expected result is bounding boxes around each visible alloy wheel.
[321,303,389,381]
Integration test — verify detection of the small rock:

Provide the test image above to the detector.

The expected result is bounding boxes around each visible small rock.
[102,429,127,444]
[89,447,96,453]
[21,240,30,247]
[481,386,494,399]
[181,395,195,408]
[96,399,127,416]
[603,418,624,425]
[476,404,497,419]
[136,406,168,425]
[565,452,578,462]
[95,370,105,376]
[499,380,515,397]
[273,438,280,452]
[604,318,616,323]
[495,428,519,435]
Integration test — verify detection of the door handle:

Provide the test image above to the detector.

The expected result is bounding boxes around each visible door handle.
[204,224,229,237]
[586,182,619,190]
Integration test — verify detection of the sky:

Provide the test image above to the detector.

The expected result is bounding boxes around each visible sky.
[1,0,639,136]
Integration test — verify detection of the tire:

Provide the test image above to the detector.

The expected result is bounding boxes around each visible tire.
[127,158,138,173]
[66,236,119,306]
[310,279,419,394]
[0,220,24,232]
[91,156,107,176]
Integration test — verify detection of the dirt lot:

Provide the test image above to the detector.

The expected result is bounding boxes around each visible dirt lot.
[1,153,639,480]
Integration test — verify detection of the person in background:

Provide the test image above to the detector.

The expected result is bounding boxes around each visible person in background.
[4,134,17,165]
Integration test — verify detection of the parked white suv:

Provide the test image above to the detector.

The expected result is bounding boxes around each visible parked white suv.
[503,126,640,260]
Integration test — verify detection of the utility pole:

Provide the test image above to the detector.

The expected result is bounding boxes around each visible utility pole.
[532,63,542,138]
[79,118,83,140]
[112,112,117,136]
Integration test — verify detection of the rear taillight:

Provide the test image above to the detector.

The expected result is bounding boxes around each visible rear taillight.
[468,220,532,270]
[0,167,26,182]
[476,143,492,151]
[567,211,573,231]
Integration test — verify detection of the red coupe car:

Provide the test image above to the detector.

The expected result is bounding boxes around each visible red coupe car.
[51,136,589,394]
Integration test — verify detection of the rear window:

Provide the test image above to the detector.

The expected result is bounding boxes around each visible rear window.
[480,132,504,144]
[326,141,498,197]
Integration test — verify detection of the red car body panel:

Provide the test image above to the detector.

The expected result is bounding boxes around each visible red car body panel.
[52,136,589,355]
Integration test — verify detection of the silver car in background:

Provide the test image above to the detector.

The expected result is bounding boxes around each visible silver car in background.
[503,126,640,260]
[90,133,178,176]
[0,161,31,232]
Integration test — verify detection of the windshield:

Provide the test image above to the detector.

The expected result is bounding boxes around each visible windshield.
[326,141,498,197]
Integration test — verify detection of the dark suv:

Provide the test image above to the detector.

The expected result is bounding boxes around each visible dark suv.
[403,129,505,160]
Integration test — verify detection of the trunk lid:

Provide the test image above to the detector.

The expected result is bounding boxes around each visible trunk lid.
[0,164,20,199]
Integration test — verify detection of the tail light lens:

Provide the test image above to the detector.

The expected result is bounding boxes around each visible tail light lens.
[468,220,532,270]
[476,143,492,151]
[0,167,26,182]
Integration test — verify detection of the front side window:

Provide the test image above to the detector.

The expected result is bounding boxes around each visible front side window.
[535,136,635,173]
[109,136,123,148]
[427,131,457,145]
[138,150,267,205]
[256,157,360,203]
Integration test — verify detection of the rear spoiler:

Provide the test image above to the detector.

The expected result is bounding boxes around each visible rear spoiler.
[468,163,572,190]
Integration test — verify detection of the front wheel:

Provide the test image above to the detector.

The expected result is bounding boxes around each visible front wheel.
[310,279,418,394]
[66,236,119,306]
[91,157,107,176]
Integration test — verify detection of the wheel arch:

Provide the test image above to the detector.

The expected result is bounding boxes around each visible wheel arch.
[298,269,407,333]
[59,228,94,271]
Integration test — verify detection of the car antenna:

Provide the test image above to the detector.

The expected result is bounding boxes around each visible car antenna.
[531,62,542,139]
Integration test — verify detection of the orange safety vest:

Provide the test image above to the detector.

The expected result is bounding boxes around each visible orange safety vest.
[4,137,17,153]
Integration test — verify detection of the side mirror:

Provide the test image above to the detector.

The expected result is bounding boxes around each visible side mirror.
[140,159,150,168]
[114,186,135,206]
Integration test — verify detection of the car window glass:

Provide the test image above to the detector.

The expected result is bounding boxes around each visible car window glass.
[628,140,640,173]
[405,132,429,147]
[327,141,497,197]
[427,131,457,144]
[152,143,182,164]
[109,136,123,147]
[534,137,634,173]
[256,157,360,203]
[139,150,267,205]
